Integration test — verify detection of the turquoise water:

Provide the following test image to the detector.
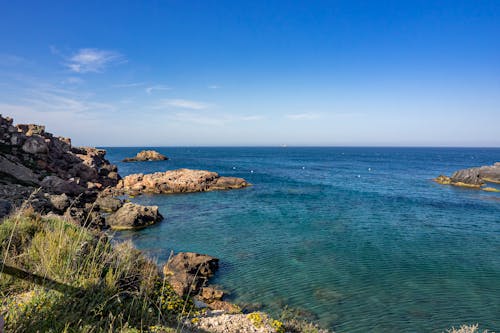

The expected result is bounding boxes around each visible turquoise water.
[105,147,500,332]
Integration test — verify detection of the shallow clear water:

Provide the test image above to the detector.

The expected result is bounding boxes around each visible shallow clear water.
[105,147,500,332]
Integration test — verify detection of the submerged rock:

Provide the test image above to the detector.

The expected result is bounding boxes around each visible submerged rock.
[116,168,249,195]
[107,202,163,230]
[122,150,168,162]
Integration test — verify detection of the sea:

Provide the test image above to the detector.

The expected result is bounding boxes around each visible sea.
[104,147,500,332]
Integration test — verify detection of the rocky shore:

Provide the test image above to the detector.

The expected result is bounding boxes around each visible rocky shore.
[0,114,284,332]
[434,162,500,192]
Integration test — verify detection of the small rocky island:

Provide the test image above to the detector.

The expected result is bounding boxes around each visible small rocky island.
[435,162,500,192]
[122,149,168,162]
[115,168,250,195]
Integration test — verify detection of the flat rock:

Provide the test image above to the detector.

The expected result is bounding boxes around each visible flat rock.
[107,202,163,230]
[116,168,249,195]
[122,150,168,162]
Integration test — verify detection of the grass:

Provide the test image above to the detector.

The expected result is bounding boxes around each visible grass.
[0,208,198,332]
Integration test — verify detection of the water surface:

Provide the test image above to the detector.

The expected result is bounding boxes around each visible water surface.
[105,147,500,332]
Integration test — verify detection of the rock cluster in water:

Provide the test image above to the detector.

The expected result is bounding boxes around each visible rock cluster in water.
[115,168,250,195]
[122,150,168,162]
[434,162,500,192]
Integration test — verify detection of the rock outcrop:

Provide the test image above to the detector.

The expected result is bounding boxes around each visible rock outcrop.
[107,202,163,230]
[123,150,168,162]
[0,114,128,226]
[434,162,500,191]
[163,252,219,297]
[116,169,249,195]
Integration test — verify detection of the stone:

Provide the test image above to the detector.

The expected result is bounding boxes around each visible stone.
[22,136,48,154]
[0,155,40,185]
[107,202,163,230]
[122,150,168,162]
[163,252,219,297]
[200,286,224,302]
[117,169,249,195]
[41,176,85,195]
[95,196,122,213]
[49,193,71,212]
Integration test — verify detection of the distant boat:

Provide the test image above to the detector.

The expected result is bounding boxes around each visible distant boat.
[281,144,288,148]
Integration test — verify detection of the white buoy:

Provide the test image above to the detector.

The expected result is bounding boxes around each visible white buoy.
[357,175,361,178]
[368,168,371,171]
[302,166,305,170]
[233,166,236,170]
[250,170,254,173]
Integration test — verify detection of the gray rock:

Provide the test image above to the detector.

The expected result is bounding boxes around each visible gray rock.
[22,136,48,154]
[0,199,12,219]
[107,202,163,230]
[41,176,85,195]
[49,193,71,212]
[95,196,122,213]
[0,155,40,185]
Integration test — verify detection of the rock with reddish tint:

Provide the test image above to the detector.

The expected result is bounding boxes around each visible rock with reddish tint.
[122,150,168,162]
[163,252,219,297]
[116,168,249,195]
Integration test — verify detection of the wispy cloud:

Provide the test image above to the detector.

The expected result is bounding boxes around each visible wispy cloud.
[145,85,171,95]
[286,112,321,120]
[157,99,211,110]
[113,82,145,88]
[22,87,115,114]
[208,85,220,89]
[66,48,124,73]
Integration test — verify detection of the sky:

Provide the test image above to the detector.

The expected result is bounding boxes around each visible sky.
[0,0,499,147]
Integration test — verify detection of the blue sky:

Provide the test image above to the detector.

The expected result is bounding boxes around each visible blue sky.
[0,1,499,146]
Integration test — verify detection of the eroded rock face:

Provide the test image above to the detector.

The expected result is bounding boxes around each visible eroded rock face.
[107,202,163,230]
[123,150,168,162]
[435,162,500,189]
[163,252,219,297]
[116,169,249,195]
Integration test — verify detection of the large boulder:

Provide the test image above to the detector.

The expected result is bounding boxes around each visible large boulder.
[0,155,40,185]
[107,202,163,230]
[116,169,249,195]
[41,176,85,195]
[163,252,219,297]
[22,136,49,154]
[123,150,168,162]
